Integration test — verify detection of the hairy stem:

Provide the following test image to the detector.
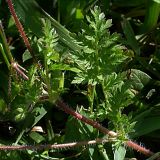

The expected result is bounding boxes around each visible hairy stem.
[6,0,35,60]
[126,140,154,156]
[56,99,117,137]
[55,99,154,157]
[0,138,111,150]
[4,0,155,157]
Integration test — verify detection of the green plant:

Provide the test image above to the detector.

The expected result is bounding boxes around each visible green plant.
[70,6,133,138]
[0,1,159,160]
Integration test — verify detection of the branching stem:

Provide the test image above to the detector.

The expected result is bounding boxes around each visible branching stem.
[11,62,29,80]
[55,99,154,157]
[4,0,156,158]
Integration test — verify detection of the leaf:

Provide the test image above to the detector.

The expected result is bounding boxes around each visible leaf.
[0,97,6,113]
[9,151,22,160]
[114,146,126,160]
[32,106,47,128]
[50,63,81,73]
[98,145,110,160]
[29,131,45,143]
[72,7,127,85]
[132,114,160,138]
[22,50,32,62]
[121,18,140,55]
[153,0,160,3]
[15,106,47,144]
[141,0,160,33]
[129,69,151,90]
[88,148,94,160]
[130,108,160,138]
[65,116,94,142]
[13,0,82,52]
[12,0,44,37]
[64,109,94,142]
[76,9,84,19]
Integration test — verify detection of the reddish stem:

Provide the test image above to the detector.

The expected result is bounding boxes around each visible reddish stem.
[55,99,154,157]
[4,0,156,157]
[126,140,154,156]
[0,138,110,150]
[6,0,34,59]
[11,62,29,80]
[56,99,117,137]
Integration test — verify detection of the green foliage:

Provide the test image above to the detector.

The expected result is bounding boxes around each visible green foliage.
[68,7,134,141]
[13,0,82,52]
[114,146,126,160]
[72,6,127,85]
[1,0,160,160]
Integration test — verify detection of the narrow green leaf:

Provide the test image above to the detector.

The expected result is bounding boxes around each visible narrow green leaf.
[50,63,81,73]
[121,18,140,55]
[29,132,45,143]
[140,0,160,33]
[0,43,10,69]
[13,0,82,52]
[46,120,54,142]
[0,97,6,112]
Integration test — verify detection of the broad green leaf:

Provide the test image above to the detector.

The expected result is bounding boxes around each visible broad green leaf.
[129,69,151,90]
[65,116,94,142]
[26,150,57,160]
[132,114,160,137]
[9,151,22,160]
[114,146,126,160]
[130,108,160,138]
